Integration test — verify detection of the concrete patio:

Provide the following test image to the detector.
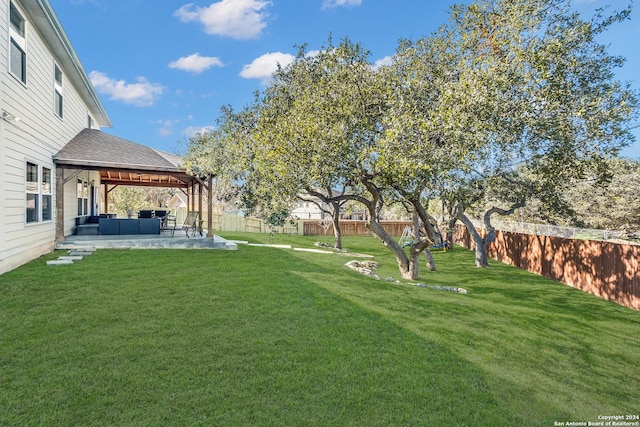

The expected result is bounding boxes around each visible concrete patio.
[56,229,238,251]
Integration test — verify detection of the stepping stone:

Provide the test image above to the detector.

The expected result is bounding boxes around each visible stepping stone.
[69,251,94,256]
[47,260,73,266]
[69,247,96,253]
[58,256,83,261]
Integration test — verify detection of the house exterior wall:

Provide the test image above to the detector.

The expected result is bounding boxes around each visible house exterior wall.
[291,199,325,220]
[0,0,105,274]
[60,170,100,237]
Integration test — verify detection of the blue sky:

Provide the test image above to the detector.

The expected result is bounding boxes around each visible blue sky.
[49,0,639,159]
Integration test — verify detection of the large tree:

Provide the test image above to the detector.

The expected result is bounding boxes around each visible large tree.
[195,0,637,278]
[252,40,374,252]
[183,103,262,218]
[394,0,639,267]
[253,39,446,279]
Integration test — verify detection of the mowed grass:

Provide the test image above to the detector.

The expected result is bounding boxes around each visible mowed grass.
[0,233,638,426]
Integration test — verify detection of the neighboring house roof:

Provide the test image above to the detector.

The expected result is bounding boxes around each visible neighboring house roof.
[169,193,188,208]
[54,129,193,188]
[21,0,111,127]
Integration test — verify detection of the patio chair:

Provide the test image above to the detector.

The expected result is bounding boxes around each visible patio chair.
[164,214,177,234]
[180,211,201,238]
[154,210,169,228]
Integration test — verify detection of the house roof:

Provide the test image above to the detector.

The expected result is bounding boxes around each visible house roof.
[54,129,195,188]
[21,0,111,127]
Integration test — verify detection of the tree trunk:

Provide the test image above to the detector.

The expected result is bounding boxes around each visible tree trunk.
[407,255,420,280]
[456,202,524,268]
[456,208,490,267]
[410,211,435,271]
[368,216,415,279]
[474,239,490,267]
[423,250,436,271]
[446,217,457,249]
[331,201,342,249]
[359,184,432,280]
[302,188,344,249]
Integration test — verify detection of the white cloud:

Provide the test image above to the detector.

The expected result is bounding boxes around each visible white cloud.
[183,125,215,138]
[372,55,393,71]
[322,0,362,10]
[240,52,295,83]
[174,0,271,40]
[156,120,178,137]
[154,118,213,138]
[169,53,224,74]
[89,71,164,107]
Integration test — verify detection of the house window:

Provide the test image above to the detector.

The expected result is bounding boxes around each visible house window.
[42,167,52,221]
[25,163,51,223]
[9,2,27,84]
[77,179,88,216]
[54,64,63,118]
[26,162,38,223]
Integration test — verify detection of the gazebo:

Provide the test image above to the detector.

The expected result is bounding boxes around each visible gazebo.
[53,129,214,240]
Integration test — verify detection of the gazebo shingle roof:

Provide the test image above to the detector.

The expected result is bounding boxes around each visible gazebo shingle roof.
[54,129,183,172]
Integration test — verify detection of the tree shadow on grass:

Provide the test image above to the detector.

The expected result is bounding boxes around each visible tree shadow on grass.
[289,247,640,423]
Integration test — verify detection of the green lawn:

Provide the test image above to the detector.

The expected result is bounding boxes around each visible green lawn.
[1,233,638,426]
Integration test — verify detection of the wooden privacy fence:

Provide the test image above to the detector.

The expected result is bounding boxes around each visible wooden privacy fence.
[210,214,301,235]
[302,220,410,237]
[453,225,640,311]
[213,215,639,310]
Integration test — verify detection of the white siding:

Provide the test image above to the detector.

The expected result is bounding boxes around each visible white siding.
[60,170,100,237]
[1,0,103,274]
[291,199,325,220]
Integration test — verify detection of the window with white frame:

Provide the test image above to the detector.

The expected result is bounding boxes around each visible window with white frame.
[9,2,27,84]
[54,64,63,118]
[26,162,38,223]
[42,167,52,221]
[26,162,52,223]
[77,179,88,216]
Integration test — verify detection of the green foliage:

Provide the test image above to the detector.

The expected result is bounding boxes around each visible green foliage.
[184,103,259,181]
[389,0,638,265]
[182,104,262,213]
[579,157,640,229]
[264,208,289,228]
[519,157,640,229]
[108,186,154,217]
[182,0,638,274]
[254,38,379,198]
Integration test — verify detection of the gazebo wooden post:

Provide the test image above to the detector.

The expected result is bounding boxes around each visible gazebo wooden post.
[198,179,203,234]
[190,181,196,212]
[55,166,65,242]
[185,182,190,212]
[207,174,213,238]
[103,183,108,214]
